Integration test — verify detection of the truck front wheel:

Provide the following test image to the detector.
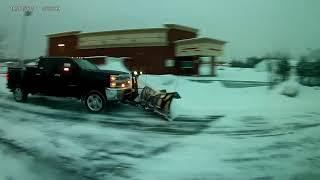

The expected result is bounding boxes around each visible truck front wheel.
[13,87,28,102]
[84,90,106,113]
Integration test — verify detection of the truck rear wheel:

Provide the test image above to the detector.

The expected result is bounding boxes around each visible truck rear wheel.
[84,90,106,113]
[13,87,28,102]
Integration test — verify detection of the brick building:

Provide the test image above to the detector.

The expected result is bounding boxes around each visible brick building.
[47,24,226,75]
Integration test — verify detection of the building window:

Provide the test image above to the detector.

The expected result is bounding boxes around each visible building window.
[164,59,175,67]
[180,61,193,69]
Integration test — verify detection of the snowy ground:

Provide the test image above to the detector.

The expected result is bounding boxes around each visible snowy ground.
[189,67,270,82]
[0,145,87,180]
[1,66,320,179]
[139,73,320,119]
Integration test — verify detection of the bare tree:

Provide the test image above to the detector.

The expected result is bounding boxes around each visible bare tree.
[263,51,291,61]
[307,48,320,61]
[0,29,7,59]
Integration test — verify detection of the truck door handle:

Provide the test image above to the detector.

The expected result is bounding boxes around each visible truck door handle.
[35,73,41,76]
[54,74,60,77]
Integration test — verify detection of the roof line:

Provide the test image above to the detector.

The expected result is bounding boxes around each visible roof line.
[46,31,81,38]
[78,28,168,37]
[164,24,199,33]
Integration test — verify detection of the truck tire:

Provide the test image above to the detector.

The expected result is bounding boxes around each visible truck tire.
[13,86,28,102]
[84,90,106,113]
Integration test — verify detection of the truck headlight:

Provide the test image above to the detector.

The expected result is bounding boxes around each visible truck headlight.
[110,75,118,88]
[110,75,117,81]
[111,82,117,88]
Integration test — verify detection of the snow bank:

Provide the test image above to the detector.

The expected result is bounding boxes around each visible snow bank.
[97,57,130,73]
[182,67,269,82]
[139,74,320,119]
[276,78,300,97]
[0,75,10,94]
[254,60,269,72]
[139,74,178,92]
[216,67,268,82]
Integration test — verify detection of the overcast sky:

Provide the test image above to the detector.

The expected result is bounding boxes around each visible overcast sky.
[0,0,319,60]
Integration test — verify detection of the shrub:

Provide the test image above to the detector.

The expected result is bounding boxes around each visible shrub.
[230,60,251,68]
[246,57,264,68]
[296,57,320,86]
[276,59,291,81]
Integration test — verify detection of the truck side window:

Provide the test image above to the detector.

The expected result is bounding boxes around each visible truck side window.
[40,59,59,74]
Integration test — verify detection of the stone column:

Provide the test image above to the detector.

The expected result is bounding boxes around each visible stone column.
[211,56,215,76]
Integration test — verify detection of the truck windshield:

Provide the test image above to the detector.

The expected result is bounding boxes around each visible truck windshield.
[75,60,98,70]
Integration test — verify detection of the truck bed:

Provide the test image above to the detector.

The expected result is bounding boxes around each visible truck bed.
[7,67,37,90]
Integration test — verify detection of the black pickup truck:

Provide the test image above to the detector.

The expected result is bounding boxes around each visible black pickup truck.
[7,57,138,112]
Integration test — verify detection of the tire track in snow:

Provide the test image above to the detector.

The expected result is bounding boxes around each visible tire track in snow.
[0,97,218,135]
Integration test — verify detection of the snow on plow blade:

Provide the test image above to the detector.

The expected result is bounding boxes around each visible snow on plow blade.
[139,86,181,120]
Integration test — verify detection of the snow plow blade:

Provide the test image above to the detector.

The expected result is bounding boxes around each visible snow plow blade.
[139,86,181,120]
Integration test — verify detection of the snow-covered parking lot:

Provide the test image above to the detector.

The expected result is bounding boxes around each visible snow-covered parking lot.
[1,70,320,180]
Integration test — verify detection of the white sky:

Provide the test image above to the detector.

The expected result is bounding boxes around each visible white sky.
[0,0,319,60]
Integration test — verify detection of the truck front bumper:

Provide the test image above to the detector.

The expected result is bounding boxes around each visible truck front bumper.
[106,88,135,101]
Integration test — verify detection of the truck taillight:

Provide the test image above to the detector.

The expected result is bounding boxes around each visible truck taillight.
[5,73,9,81]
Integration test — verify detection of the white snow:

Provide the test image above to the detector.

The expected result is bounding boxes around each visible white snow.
[131,111,320,180]
[139,70,320,119]
[1,65,320,180]
[97,57,130,73]
[254,59,270,72]
[0,145,85,180]
[254,59,282,73]
[188,66,269,82]
[0,103,179,180]
[0,75,9,94]
[276,77,300,97]
[216,67,268,82]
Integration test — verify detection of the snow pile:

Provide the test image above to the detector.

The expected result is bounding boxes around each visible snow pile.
[185,67,269,82]
[0,75,10,94]
[139,74,178,92]
[276,78,300,97]
[254,60,269,72]
[98,57,130,73]
[139,74,320,119]
[216,67,269,82]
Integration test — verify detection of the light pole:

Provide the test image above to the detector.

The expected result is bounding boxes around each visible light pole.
[18,10,32,67]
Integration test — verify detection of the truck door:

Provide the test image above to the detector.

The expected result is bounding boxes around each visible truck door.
[35,59,59,94]
[56,60,79,97]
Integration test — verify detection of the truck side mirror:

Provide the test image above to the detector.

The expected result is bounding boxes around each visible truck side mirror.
[63,63,72,72]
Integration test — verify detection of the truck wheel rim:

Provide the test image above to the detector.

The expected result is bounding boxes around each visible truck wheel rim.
[14,88,23,101]
[87,94,103,111]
